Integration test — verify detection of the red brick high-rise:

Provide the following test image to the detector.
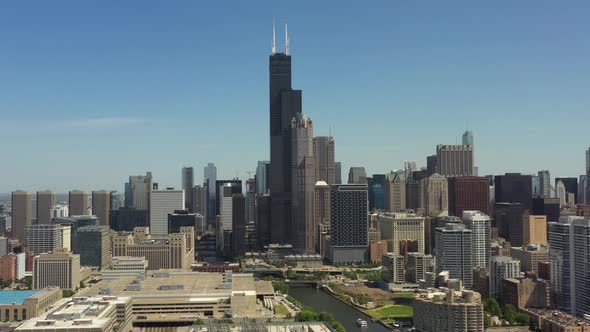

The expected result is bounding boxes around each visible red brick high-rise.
[448,177,491,217]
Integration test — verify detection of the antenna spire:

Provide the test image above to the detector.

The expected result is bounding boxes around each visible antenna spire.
[271,19,276,54]
[284,23,289,55]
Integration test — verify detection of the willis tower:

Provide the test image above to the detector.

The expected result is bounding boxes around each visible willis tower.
[270,23,301,244]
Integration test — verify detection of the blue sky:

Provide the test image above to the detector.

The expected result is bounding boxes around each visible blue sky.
[1,1,589,193]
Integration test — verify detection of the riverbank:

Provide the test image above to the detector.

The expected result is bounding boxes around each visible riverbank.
[321,283,414,330]
[287,284,390,332]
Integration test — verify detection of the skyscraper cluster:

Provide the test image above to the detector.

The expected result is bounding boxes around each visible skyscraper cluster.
[3,24,590,329]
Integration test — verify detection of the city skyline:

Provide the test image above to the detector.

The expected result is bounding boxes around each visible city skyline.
[2,1,590,192]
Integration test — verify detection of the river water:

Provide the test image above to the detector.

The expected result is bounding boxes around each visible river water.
[288,284,391,332]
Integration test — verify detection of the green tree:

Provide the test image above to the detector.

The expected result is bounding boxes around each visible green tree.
[514,312,530,326]
[62,290,75,298]
[502,304,517,324]
[295,310,318,322]
[484,298,502,317]
[22,276,32,290]
[273,282,289,294]
[286,268,297,279]
[484,313,491,328]
[194,318,204,325]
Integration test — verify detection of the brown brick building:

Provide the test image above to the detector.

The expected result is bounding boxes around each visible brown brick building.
[448,177,490,217]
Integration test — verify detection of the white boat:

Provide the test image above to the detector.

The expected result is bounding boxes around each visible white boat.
[356,318,368,327]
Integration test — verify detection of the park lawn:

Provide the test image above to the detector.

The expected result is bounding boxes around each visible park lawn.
[365,305,414,320]
[375,300,395,307]
[275,303,290,316]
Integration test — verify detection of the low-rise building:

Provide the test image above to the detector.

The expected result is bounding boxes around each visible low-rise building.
[191,262,240,273]
[101,256,148,280]
[525,308,590,332]
[414,288,484,332]
[510,244,549,275]
[76,271,274,322]
[501,278,550,309]
[0,288,62,323]
[15,295,132,332]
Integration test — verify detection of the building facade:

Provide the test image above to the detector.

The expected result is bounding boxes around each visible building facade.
[12,190,32,244]
[548,216,590,317]
[112,227,194,270]
[26,224,70,254]
[377,212,425,255]
[330,184,369,263]
[149,189,184,234]
[291,113,316,254]
[128,172,153,211]
[523,214,547,245]
[385,170,406,212]
[419,173,448,216]
[436,144,474,177]
[347,167,368,184]
[490,256,521,298]
[313,136,335,184]
[494,173,533,211]
[77,225,111,270]
[36,191,55,225]
[435,223,474,289]
[68,190,88,216]
[414,289,484,332]
[181,167,194,212]
[33,248,81,290]
[448,177,490,217]
[92,190,111,226]
[463,211,491,269]
[269,45,301,245]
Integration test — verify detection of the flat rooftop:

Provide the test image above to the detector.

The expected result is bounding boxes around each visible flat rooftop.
[16,296,130,330]
[0,291,38,304]
[80,271,273,299]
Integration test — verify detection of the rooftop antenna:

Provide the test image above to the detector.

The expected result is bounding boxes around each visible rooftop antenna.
[271,19,276,54]
[285,23,289,55]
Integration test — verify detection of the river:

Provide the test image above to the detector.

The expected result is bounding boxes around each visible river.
[287,284,391,332]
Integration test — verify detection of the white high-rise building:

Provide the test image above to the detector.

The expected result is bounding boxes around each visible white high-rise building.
[14,252,25,280]
[490,256,520,298]
[462,211,491,269]
[435,223,473,289]
[149,189,184,234]
[549,216,590,317]
[50,204,69,219]
[556,180,567,207]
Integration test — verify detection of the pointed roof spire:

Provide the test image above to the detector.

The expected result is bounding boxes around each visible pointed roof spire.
[284,23,289,55]
[271,19,276,54]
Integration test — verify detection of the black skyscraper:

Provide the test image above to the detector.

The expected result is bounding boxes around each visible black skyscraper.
[269,25,301,244]
[494,173,533,211]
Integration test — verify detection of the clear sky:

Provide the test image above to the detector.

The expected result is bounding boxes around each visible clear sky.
[1,1,589,193]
